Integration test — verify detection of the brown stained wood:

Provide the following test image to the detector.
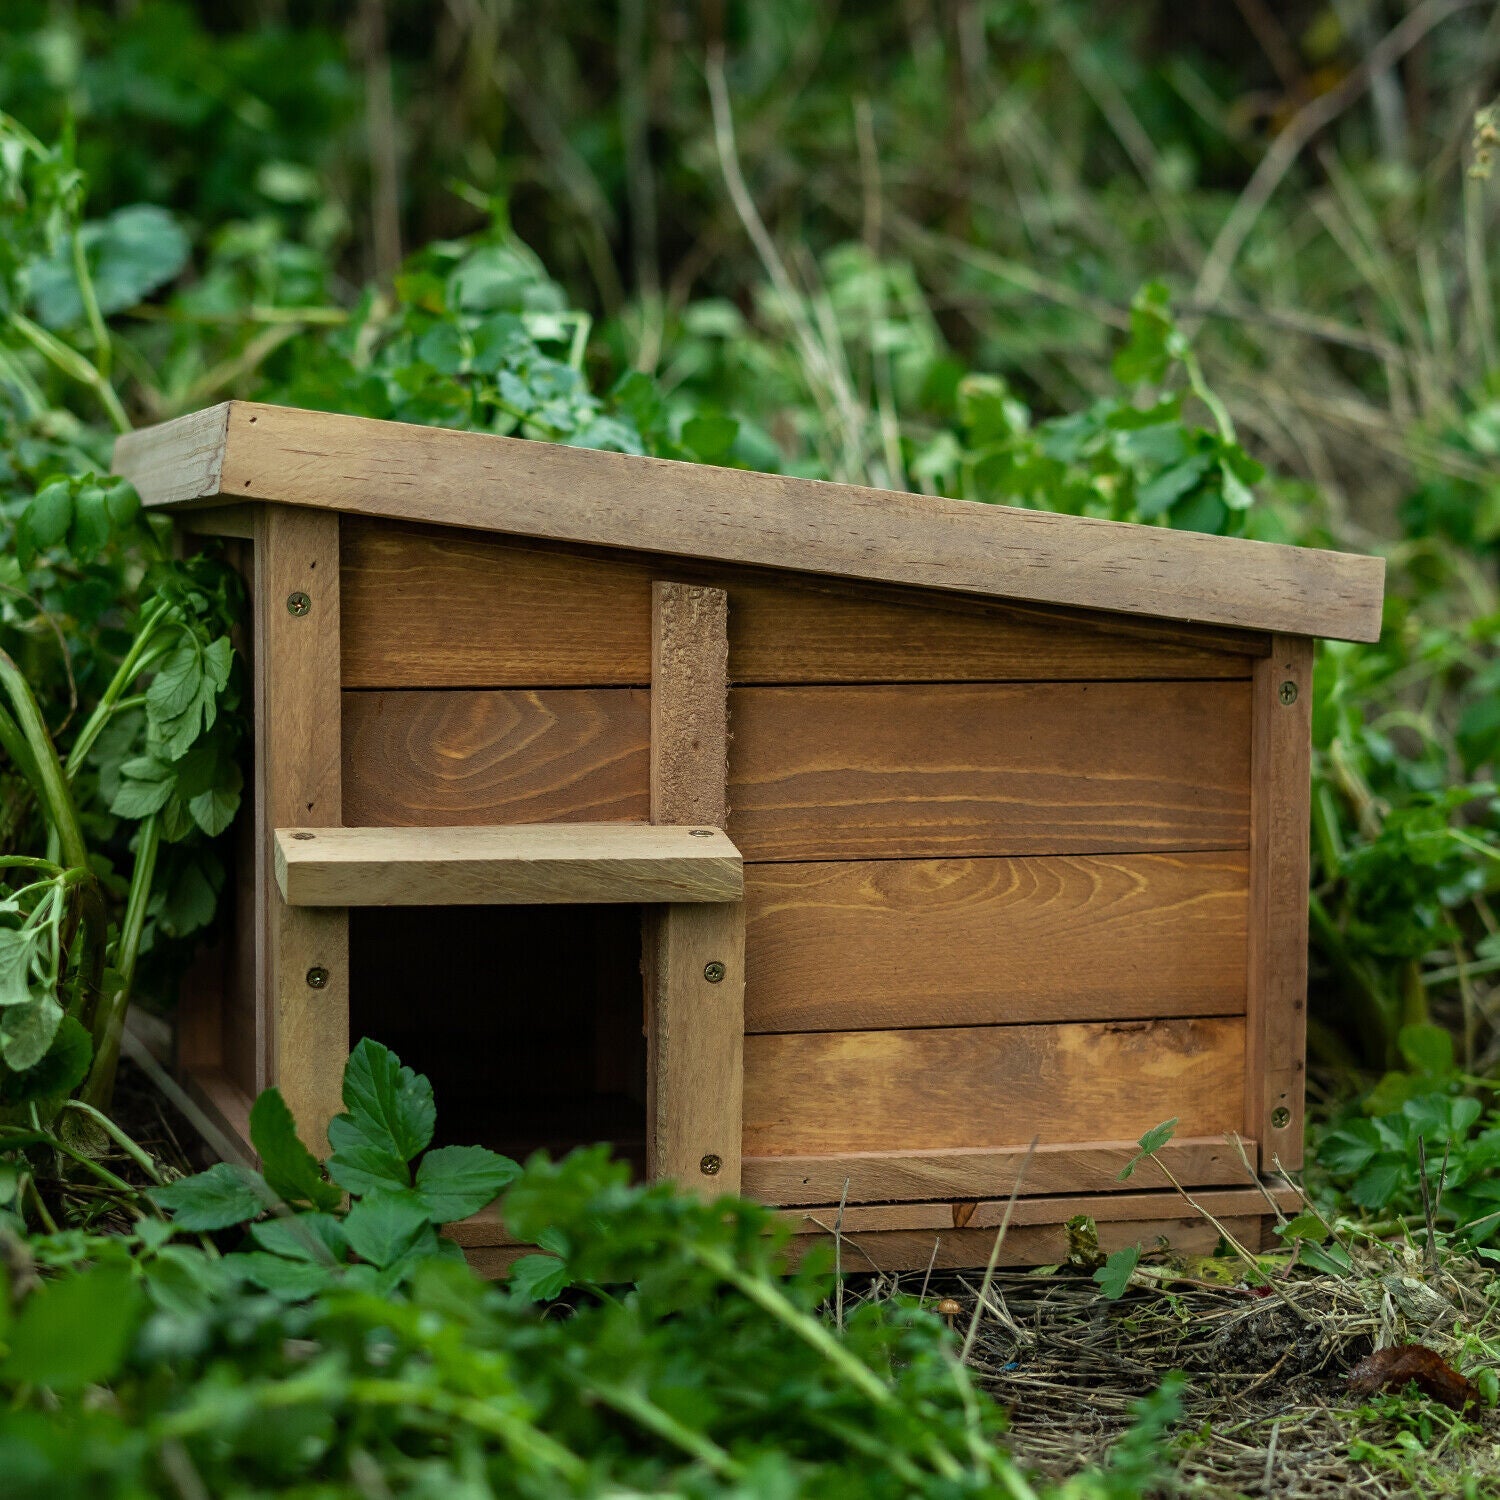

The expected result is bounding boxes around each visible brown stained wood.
[115,402,1386,641]
[255,506,347,1153]
[727,681,1251,862]
[275,823,743,906]
[743,852,1246,1032]
[743,1017,1246,1156]
[782,1216,1260,1273]
[741,1137,1255,1205]
[341,689,650,827]
[646,582,744,1197]
[338,518,1262,689]
[1247,635,1314,1172]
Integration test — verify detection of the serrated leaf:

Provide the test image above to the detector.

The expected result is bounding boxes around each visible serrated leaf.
[343,1189,431,1268]
[413,1144,520,1224]
[236,1251,335,1300]
[249,1212,348,1263]
[509,1253,569,1302]
[249,1088,341,1212]
[1093,1245,1141,1300]
[152,1162,269,1230]
[110,768,175,819]
[202,634,233,691]
[0,1266,143,1390]
[146,644,203,723]
[188,764,242,837]
[337,1038,435,1164]
[327,1125,410,1197]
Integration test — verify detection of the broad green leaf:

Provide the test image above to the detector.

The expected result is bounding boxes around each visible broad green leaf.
[0,929,36,1007]
[152,1162,269,1230]
[1397,1023,1455,1078]
[1093,1246,1141,1300]
[101,477,139,527]
[109,768,176,819]
[25,478,72,547]
[1277,1212,1328,1245]
[69,484,111,559]
[188,768,242,837]
[343,1189,431,1268]
[1135,456,1208,518]
[202,634,233,690]
[509,1253,569,1303]
[326,1128,409,1197]
[1137,1118,1179,1155]
[249,1088,341,1212]
[413,1144,520,1224]
[1352,1158,1405,1210]
[237,1252,335,1300]
[249,1213,348,1263]
[682,414,738,463]
[0,1014,91,1105]
[146,644,203,723]
[30,204,190,326]
[2,993,63,1071]
[1299,1241,1353,1276]
[337,1038,435,1164]
[0,1266,143,1389]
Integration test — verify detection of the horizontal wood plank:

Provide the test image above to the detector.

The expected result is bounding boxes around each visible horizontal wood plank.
[728,682,1250,861]
[744,852,1246,1031]
[275,823,742,906]
[743,1017,1246,1156]
[116,402,1385,641]
[741,1137,1255,1205]
[339,519,1262,688]
[342,689,650,827]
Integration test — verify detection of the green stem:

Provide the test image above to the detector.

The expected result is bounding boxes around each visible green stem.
[586,1379,744,1479]
[65,597,175,778]
[0,650,89,873]
[58,1100,163,1183]
[8,312,130,435]
[0,701,45,808]
[70,227,111,381]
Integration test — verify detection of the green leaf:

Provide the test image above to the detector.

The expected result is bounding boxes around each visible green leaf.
[146,645,203,724]
[413,1144,520,1224]
[30,204,190,326]
[1135,456,1209,518]
[1397,1023,1455,1078]
[202,634,233,691]
[188,763,242,836]
[326,1132,410,1197]
[152,1163,269,1230]
[1277,1212,1328,1244]
[2,993,63,1071]
[249,1088,341,1212]
[1299,1241,1353,1276]
[69,484,110,559]
[1137,1118,1179,1155]
[249,1213,348,1264]
[343,1189,431,1268]
[337,1038,435,1164]
[236,1251,334,1300]
[24,478,72,548]
[109,760,175,819]
[101,477,140,528]
[0,1015,91,1105]
[508,1253,569,1303]
[1093,1246,1141,1300]
[0,929,37,1008]
[0,1266,143,1390]
[682,415,739,463]
[1352,1158,1406,1210]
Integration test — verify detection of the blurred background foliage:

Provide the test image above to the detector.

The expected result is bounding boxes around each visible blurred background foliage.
[2,0,1500,1108]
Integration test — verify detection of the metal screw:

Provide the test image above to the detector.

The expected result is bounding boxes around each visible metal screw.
[1271,1106,1291,1129]
[703,960,726,984]
[700,1153,722,1176]
[1278,680,1298,706]
[286,591,311,617]
[688,828,714,837]
[306,966,329,990]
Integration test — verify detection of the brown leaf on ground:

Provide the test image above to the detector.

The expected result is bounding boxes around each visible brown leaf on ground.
[1346,1344,1483,1411]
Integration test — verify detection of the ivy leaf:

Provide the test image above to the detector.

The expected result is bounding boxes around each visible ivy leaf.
[1093,1245,1141,1300]
[0,1266,143,1390]
[343,1189,431,1268]
[152,1162,269,1230]
[336,1038,435,1165]
[249,1087,341,1212]
[509,1253,569,1303]
[413,1144,520,1224]
[1,992,63,1071]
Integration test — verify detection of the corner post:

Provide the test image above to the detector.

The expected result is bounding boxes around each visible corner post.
[644,582,743,1196]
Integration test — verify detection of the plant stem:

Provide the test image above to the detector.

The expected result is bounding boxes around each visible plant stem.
[8,312,130,434]
[0,650,89,873]
[70,225,112,381]
[65,596,174,778]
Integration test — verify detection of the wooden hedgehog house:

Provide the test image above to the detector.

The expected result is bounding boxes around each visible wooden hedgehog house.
[114,401,1385,1274]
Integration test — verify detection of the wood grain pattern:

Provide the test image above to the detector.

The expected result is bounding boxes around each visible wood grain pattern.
[275,823,743,906]
[743,1017,1246,1156]
[645,582,744,1197]
[255,506,347,1153]
[116,401,1386,641]
[111,401,229,507]
[743,852,1246,1032]
[1247,635,1314,1172]
[341,689,650,827]
[727,681,1251,861]
[741,1137,1255,1205]
[338,518,1263,688]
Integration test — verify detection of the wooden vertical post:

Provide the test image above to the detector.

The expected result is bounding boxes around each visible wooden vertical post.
[645,582,743,1195]
[254,505,347,1154]
[1246,634,1313,1174]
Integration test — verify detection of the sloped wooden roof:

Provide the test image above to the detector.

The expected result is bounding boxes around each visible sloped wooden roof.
[113,400,1385,641]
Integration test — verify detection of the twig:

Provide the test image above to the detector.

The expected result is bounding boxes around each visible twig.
[960,1135,1036,1365]
[1417,1134,1440,1280]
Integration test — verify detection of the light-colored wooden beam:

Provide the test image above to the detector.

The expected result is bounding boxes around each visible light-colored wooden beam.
[114,401,1386,642]
[275,823,743,906]
[645,582,743,1198]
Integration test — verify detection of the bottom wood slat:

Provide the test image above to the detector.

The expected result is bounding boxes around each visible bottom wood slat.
[743,1017,1246,1156]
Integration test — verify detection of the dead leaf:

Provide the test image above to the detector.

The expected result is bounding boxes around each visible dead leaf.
[1346,1344,1483,1411]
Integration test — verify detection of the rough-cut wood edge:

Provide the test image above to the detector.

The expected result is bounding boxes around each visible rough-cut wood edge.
[741,1137,1258,1205]
[114,401,1386,642]
[1246,635,1314,1172]
[256,506,347,1154]
[274,823,743,906]
[646,582,743,1197]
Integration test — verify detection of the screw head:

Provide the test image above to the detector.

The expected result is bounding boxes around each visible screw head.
[699,1153,722,1176]
[286,591,311,617]
[1271,1106,1291,1129]
[291,831,316,841]
[1278,680,1298,706]
[306,966,329,990]
[703,960,726,984]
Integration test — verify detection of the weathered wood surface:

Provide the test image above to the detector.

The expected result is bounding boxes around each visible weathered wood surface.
[1247,635,1314,1172]
[741,1137,1255,1204]
[728,681,1251,861]
[338,518,1265,687]
[342,688,650,826]
[112,403,230,508]
[645,583,744,1197]
[742,1017,1245,1155]
[116,401,1386,642]
[255,506,347,1154]
[743,852,1246,1031]
[275,823,743,907]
